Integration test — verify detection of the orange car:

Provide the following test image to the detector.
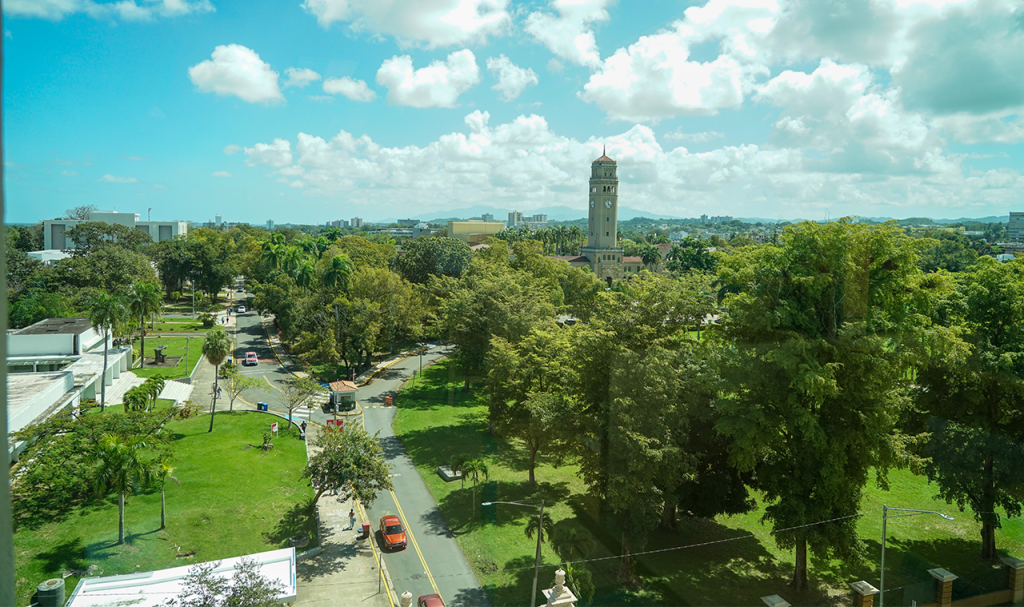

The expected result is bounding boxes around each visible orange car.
[379,515,407,550]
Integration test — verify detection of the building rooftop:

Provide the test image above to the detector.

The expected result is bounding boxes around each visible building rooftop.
[593,146,616,164]
[13,318,93,336]
[328,380,359,392]
[623,256,643,263]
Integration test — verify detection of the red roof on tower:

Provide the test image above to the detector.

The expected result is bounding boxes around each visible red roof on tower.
[594,145,616,164]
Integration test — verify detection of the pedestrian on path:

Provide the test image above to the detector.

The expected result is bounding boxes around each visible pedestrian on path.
[349,509,356,531]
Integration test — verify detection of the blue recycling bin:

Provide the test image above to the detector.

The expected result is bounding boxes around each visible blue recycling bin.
[257,402,268,412]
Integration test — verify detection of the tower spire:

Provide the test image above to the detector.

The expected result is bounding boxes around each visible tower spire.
[603,144,606,156]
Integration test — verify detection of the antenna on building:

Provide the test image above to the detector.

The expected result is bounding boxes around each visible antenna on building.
[603,144,606,156]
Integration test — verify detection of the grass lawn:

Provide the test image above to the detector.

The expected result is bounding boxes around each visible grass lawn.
[393,359,1024,607]
[133,336,206,380]
[13,411,315,606]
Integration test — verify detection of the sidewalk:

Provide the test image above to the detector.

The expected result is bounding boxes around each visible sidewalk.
[293,423,394,607]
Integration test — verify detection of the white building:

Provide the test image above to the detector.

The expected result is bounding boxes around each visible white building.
[26,249,72,265]
[7,318,133,462]
[351,217,364,228]
[43,210,187,250]
[1008,212,1024,241]
[66,548,297,607]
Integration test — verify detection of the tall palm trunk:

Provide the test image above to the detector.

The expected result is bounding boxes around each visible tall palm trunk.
[118,492,126,545]
[160,486,167,530]
[100,325,109,412]
[139,316,146,368]
[208,366,219,432]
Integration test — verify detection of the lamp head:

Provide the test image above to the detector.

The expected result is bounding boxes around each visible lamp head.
[482,502,493,506]
[939,514,954,521]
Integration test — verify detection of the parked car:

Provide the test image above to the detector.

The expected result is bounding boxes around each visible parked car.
[418,595,445,607]
[244,351,258,366]
[379,515,407,550]
[237,305,246,313]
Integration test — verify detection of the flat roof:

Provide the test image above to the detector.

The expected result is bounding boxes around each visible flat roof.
[14,317,93,336]
[67,548,296,607]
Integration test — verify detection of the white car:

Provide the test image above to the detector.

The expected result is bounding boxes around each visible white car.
[237,305,246,313]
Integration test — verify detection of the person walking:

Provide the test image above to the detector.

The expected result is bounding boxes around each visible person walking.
[349,509,356,531]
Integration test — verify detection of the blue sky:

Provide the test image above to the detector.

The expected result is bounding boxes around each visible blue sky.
[5,0,1024,224]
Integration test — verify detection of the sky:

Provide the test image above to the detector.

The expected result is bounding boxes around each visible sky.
[5,0,1024,225]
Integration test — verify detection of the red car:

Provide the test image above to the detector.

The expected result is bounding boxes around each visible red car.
[379,515,407,550]
[244,351,258,366]
[418,594,445,607]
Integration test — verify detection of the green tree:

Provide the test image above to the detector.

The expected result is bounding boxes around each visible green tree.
[917,233,979,273]
[638,243,661,270]
[914,257,1024,560]
[222,366,269,413]
[282,376,325,425]
[127,282,163,368]
[93,434,155,545]
[303,424,394,504]
[714,220,919,590]
[89,291,128,411]
[164,558,285,607]
[202,328,232,433]
[321,253,354,291]
[393,236,472,284]
[452,458,488,519]
[64,221,153,255]
[155,459,179,530]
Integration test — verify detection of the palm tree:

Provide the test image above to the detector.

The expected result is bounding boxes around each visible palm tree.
[154,459,179,530]
[202,327,232,433]
[295,260,316,294]
[283,246,305,276]
[639,243,661,270]
[127,282,163,368]
[322,253,354,291]
[261,243,285,270]
[94,434,154,545]
[89,291,127,412]
[454,458,488,519]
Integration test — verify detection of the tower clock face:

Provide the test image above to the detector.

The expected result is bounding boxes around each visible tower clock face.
[605,200,612,208]
[590,201,595,208]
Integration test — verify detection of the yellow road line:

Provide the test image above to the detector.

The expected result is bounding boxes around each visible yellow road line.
[388,488,441,598]
[262,375,284,393]
[357,500,396,607]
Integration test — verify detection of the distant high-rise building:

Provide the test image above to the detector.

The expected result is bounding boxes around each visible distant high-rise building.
[397,219,417,226]
[481,213,495,223]
[215,214,222,226]
[351,217,363,228]
[1009,212,1024,241]
[266,220,274,231]
[508,211,524,227]
[700,214,708,224]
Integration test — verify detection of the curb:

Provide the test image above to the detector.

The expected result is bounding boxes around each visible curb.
[357,499,397,607]
[356,345,432,387]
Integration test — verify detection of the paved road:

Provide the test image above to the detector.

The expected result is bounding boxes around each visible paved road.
[230,289,489,607]
[359,350,490,607]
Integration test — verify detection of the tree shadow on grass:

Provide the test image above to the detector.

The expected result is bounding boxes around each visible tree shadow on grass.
[436,480,573,537]
[391,414,494,470]
[33,537,89,578]
[263,499,317,547]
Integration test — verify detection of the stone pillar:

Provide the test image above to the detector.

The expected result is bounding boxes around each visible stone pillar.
[540,569,577,607]
[761,595,790,607]
[1001,556,1024,603]
[400,590,412,607]
[849,580,878,607]
[928,568,957,607]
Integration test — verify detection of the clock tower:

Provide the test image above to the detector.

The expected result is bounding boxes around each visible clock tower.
[581,147,623,280]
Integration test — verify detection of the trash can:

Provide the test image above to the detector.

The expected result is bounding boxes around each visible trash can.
[361,522,371,539]
[257,402,269,412]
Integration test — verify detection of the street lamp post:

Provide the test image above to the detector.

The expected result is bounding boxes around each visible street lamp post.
[880,505,954,607]
[484,500,545,606]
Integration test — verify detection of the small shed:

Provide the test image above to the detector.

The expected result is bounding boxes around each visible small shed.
[328,380,359,410]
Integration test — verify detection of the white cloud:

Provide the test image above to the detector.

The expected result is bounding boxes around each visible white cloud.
[223,144,241,155]
[664,130,725,143]
[60,170,79,176]
[127,155,149,161]
[244,138,293,167]
[301,0,510,48]
[525,0,612,67]
[486,55,538,101]
[98,174,138,183]
[547,58,564,73]
[376,49,480,108]
[5,0,214,21]
[242,107,1022,219]
[212,170,233,177]
[323,77,377,102]
[284,67,322,89]
[188,44,283,104]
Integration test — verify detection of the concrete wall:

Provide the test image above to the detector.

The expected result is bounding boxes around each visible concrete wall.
[8,333,74,356]
[448,221,504,245]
